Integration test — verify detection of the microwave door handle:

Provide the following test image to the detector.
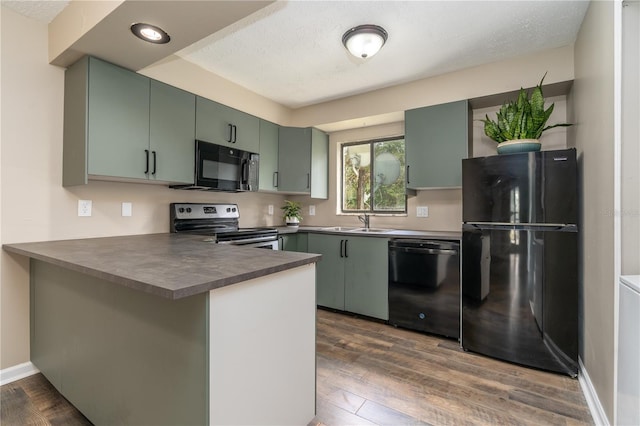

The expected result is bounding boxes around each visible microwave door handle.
[241,160,248,184]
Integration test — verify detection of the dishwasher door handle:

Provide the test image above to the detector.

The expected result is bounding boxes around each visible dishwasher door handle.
[391,247,458,256]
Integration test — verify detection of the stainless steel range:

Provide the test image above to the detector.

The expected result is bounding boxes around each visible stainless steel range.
[170,203,279,249]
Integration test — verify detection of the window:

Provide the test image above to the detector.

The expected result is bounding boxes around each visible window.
[342,137,406,213]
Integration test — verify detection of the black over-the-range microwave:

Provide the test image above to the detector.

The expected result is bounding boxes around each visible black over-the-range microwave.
[172,140,259,192]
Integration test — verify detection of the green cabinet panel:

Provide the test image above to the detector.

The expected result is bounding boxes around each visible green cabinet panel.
[344,236,389,320]
[259,119,279,192]
[195,96,260,153]
[311,128,329,199]
[405,100,470,189]
[63,56,197,186]
[307,234,345,310]
[308,233,388,319]
[278,127,312,193]
[277,127,328,198]
[149,80,195,184]
[297,232,308,252]
[87,57,150,180]
[280,232,309,252]
[279,234,297,251]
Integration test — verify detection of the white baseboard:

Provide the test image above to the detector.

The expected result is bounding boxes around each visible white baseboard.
[0,361,39,386]
[578,357,610,426]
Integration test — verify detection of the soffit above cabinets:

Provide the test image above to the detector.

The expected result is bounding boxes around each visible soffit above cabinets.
[7,0,589,111]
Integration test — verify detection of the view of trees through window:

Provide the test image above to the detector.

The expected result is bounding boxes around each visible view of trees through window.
[342,137,406,213]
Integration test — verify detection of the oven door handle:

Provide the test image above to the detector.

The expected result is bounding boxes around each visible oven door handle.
[217,236,277,245]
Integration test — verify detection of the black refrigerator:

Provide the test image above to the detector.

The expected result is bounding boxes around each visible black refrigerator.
[461,148,578,376]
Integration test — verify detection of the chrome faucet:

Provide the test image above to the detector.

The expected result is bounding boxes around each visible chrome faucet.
[358,213,370,229]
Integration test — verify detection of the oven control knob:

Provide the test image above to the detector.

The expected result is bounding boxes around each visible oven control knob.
[186,208,192,213]
[226,208,231,212]
[232,208,236,212]
[179,208,184,213]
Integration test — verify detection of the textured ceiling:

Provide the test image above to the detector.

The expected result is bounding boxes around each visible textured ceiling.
[1,0,69,23]
[176,1,590,108]
[4,0,589,109]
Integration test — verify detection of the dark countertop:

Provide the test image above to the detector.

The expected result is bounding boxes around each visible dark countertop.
[276,226,461,240]
[3,233,320,300]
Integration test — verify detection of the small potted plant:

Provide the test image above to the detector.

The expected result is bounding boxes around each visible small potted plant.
[480,73,571,154]
[281,200,303,227]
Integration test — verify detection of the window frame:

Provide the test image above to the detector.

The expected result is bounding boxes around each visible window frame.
[340,136,407,214]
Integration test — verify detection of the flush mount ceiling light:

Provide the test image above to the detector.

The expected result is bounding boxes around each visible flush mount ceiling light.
[342,24,388,59]
[130,23,170,44]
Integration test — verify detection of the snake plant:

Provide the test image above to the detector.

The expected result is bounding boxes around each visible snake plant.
[481,73,571,143]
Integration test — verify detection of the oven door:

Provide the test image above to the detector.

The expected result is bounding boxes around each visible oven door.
[196,140,253,191]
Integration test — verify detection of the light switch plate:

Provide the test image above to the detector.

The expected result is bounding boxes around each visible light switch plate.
[78,200,92,217]
[122,202,132,217]
[417,206,429,218]
[309,205,316,216]
[268,205,274,215]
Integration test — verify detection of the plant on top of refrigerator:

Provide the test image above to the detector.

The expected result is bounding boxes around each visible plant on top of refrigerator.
[480,73,572,144]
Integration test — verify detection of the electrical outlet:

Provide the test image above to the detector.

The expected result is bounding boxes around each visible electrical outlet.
[78,200,92,217]
[309,205,316,216]
[417,206,429,218]
[268,205,274,215]
[122,202,132,217]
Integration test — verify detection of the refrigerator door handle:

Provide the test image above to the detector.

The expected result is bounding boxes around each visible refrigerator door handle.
[463,222,577,232]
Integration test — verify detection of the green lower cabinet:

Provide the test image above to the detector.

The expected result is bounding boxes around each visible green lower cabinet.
[307,233,388,320]
[344,236,389,320]
[307,234,345,311]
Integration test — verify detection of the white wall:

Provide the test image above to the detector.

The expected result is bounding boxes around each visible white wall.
[0,7,286,369]
[572,1,616,422]
[621,0,639,275]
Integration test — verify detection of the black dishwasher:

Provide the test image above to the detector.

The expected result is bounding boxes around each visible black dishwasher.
[388,239,460,339]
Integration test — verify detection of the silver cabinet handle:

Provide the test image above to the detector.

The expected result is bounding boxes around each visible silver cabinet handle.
[273,172,278,188]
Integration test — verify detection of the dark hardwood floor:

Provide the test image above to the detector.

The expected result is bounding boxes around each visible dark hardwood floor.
[1,309,593,426]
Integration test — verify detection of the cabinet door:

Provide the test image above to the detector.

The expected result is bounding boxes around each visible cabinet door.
[279,234,298,251]
[405,100,469,189]
[344,237,389,320]
[259,120,279,191]
[87,57,150,179]
[278,127,311,193]
[310,128,329,199]
[195,97,259,153]
[308,234,344,310]
[149,80,195,184]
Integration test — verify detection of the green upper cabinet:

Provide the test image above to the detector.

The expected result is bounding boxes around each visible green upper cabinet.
[404,99,471,189]
[278,127,312,193]
[86,56,150,181]
[277,127,328,198]
[149,80,195,184]
[63,56,195,186]
[195,96,260,153]
[310,128,329,199]
[259,119,279,192]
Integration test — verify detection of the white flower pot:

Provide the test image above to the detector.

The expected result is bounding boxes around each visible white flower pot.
[286,217,300,227]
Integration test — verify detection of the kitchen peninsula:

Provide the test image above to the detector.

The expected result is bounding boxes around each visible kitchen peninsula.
[3,233,320,426]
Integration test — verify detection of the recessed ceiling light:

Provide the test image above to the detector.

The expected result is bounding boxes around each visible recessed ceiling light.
[130,23,170,44]
[342,25,388,59]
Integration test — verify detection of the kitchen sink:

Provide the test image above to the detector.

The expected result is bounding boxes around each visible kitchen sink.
[320,226,359,232]
[348,228,394,233]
